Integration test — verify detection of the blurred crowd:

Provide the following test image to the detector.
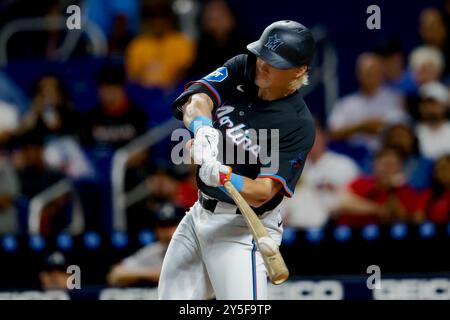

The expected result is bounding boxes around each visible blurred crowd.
[284,4,450,229]
[0,0,450,288]
[0,0,245,237]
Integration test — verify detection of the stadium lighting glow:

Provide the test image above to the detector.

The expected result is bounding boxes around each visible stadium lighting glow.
[418,222,436,239]
[390,223,408,240]
[305,228,324,243]
[29,235,46,251]
[57,233,73,250]
[84,231,101,249]
[281,227,297,245]
[334,225,351,242]
[362,224,380,241]
[111,232,128,248]
[138,229,156,246]
[2,236,17,252]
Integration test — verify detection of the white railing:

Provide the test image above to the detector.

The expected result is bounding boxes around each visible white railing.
[0,15,107,65]
[28,179,85,235]
[111,118,182,232]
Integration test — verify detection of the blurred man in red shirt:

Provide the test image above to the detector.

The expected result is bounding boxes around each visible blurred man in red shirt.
[337,147,423,226]
[420,155,450,223]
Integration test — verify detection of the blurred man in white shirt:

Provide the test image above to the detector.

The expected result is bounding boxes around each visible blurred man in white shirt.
[328,53,408,151]
[283,122,360,228]
[415,81,450,159]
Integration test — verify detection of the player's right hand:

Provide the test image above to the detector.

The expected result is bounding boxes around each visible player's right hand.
[198,160,231,187]
[191,126,220,164]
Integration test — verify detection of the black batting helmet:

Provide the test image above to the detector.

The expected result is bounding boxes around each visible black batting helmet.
[247,20,315,69]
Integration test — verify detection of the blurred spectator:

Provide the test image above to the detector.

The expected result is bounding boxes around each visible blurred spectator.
[39,251,69,290]
[44,135,95,181]
[407,45,445,94]
[14,130,68,237]
[415,82,450,160]
[0,100,19,147]
[283,121,359,228]
[175,164,198,210]
[85,0,140,54]
[419,7,450,77]
[419,155,450,223]
[127,167,180,233]
[107,203,183,287]
[328,52,407,151]
[376,124,434,190]
[82,64,148,151]
[15,131,65,198]
[125,0,195,88]
[19,74,93,179]
[188,0,249,78]
[404,46,446,120]
[0,157,19,235]
[374,37,406,92]
[337,147,423,226]
[20,74,79,138]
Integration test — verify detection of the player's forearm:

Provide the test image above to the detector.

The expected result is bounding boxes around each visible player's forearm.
[239,177,280,208]
[182,93,214,132]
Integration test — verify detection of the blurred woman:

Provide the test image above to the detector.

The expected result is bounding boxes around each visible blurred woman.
[19,75,93,180]
[188,0,250,78]
[20,74,79,138]
[381,123,434,190]
[419,155,450,223]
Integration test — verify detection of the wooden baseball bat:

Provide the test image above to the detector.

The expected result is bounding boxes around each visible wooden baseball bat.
[223,180,289,285]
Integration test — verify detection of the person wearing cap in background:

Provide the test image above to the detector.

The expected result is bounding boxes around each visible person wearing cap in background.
[415,81,450,160]
[107,203,183,287]
[39,251,70,290]
[81,63,148,152]
[14,130,69,237]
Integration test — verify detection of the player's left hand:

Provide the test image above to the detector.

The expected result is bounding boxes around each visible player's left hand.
[191,126,220,165]
[199,160,232,187]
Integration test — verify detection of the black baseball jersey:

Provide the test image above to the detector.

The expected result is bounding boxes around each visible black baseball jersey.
[172,53,315,213]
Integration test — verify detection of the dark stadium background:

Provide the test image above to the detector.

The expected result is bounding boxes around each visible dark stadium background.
[0,0,449,299]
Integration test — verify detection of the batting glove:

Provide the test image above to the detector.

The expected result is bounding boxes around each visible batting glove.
[199,160,232,187]
[191,126,220,165]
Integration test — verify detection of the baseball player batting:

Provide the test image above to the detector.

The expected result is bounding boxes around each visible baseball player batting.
[158,20,316,300]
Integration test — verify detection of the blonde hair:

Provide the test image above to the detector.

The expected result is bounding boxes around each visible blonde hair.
[409,45,445,74]
[289,71,309,90]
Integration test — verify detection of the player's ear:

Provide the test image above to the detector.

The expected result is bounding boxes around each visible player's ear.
[295,65,308,78]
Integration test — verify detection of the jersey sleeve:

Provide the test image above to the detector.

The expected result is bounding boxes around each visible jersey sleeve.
[258,121,315,198]
[172,54,247,120]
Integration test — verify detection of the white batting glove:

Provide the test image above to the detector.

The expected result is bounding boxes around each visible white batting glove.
[191,126,220,165]
[199,160,231,187]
